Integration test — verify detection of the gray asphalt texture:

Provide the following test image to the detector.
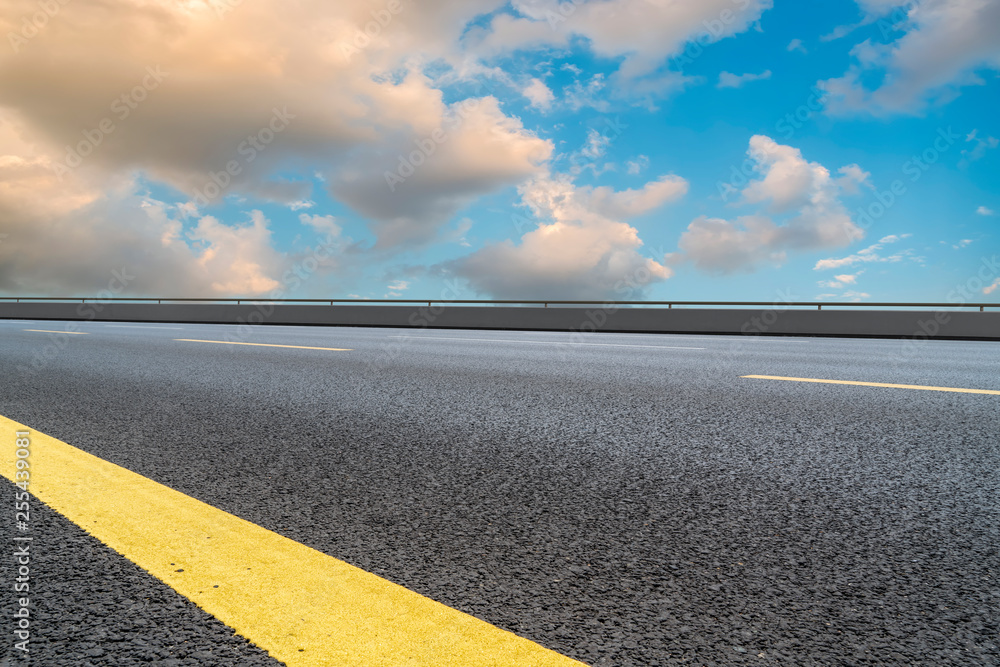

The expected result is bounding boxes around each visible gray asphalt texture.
[1,318,999,666]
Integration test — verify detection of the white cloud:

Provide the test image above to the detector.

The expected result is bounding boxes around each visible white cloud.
[815,290,873,302]
[743,139,869,214]
[522,78,555,110]
[856,0,907,15]
[332,96,552,248]
[985,278,1000,295]
[673,135,867,274]
[836,164,873,194]
[819,0,900,43]
[813,233,912,270]
[821,0,1000,115]
[581,128,611,160]
[299,213,341,237]
[190,212,285,295]
[626,155,650,175]
[818,271,863,289]
[563,74,611,112]
[0,176,289,297]
[0,0,470,197]
[567,125,618,176]
[583,175,689,219]
[977,205,996,216]
[0,0,779,298]
[821,24,860,42]
[952,239,973,249]
[960,129,999,166]
[471,0,772,97]
[674,215,787,274]
[448,171,686,299]
[0,112,293,296]
[717,70,772,89]
[0,0,571,291]
[787,38,807,53]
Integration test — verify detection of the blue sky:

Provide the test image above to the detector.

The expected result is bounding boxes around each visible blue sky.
[1,0,998,301]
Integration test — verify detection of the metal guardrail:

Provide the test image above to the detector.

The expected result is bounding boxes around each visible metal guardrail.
[0,297,996,312]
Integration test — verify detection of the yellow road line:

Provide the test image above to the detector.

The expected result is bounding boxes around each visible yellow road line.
[24,329,88,335]
[0,416,584,667]
[742,375,1000,395]
[176,339,351,352]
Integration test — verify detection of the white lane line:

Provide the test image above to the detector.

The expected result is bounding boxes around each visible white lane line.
[24,329,89,335]
[387,335,703,350]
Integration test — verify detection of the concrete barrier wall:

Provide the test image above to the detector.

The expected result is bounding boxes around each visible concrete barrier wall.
[1,302,998,340]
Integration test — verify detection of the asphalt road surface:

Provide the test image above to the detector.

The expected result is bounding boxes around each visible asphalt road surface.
[1,318,998,666]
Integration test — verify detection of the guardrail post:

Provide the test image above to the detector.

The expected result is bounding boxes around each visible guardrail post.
[818,305,822,311]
